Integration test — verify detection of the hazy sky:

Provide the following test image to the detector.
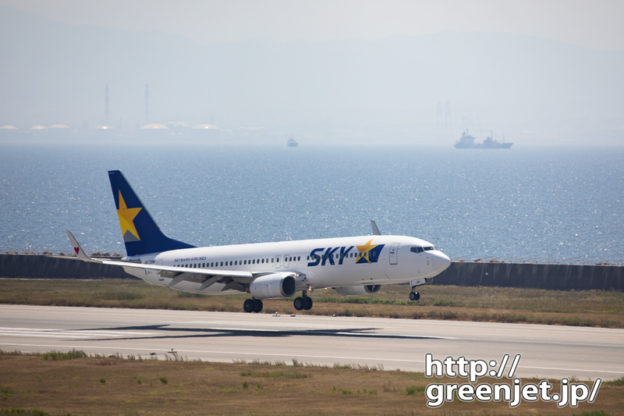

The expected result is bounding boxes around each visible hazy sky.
[1,0,623,145]
[4,0,624,50]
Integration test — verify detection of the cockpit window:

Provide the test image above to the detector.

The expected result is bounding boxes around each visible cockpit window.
[411,246,435,253]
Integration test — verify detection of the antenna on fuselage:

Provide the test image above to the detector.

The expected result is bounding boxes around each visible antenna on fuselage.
[370,220,381,235]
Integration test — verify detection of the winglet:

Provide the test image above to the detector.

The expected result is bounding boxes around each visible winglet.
[370,220,381,235]
[66,230,96,262]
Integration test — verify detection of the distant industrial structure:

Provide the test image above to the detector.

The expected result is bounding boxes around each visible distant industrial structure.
[436,100,452,128]
[0,82,227,140]
[105,84,110,126]
[144,83,149,125]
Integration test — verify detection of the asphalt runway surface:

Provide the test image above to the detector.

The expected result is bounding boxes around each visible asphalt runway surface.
[1,305,622,381]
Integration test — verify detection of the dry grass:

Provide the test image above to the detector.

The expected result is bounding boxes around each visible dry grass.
[0,279,623,327]
[0,353,621,415]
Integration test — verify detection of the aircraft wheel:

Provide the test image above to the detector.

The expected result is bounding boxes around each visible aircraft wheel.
[409,291,420,301]
[243,298,255,313]
[253,299,263,313]
[293,296,304,311]
[303,296,313,310]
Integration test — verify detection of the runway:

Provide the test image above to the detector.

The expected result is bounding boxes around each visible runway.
[1,304,622,381]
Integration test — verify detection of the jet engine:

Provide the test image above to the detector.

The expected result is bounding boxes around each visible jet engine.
[334,284,381,296]
[249,273,297,299]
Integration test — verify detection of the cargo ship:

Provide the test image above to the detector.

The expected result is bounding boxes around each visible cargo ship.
[454,131,513,149]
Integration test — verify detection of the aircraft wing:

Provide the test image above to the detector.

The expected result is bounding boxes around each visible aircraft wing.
[101,258,252,278]
[102,259,258,291]
[66,230,299,291]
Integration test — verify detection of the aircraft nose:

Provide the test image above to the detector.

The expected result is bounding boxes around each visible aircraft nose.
[433,251,451,273]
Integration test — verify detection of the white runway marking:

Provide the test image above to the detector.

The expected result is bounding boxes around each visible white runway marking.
[0,327,157,339]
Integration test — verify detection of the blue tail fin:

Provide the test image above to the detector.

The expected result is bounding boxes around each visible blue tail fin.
[108,170,194,256]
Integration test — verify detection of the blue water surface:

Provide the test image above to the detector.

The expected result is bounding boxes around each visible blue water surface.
[0,141,622,264]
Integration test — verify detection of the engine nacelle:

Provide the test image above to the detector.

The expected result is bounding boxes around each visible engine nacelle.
[249,273,297,299]
[334,284,381,296]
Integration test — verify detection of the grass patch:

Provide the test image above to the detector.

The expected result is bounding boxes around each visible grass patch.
[42,350,87,361]
[0,410,50,416]
[240,370,309,379]
[605,376,624,386]
[0,353,622,415]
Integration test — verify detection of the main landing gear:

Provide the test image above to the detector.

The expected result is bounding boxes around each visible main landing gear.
[409,291,420,301]
[293,291,313,311]
[243,298,263,313]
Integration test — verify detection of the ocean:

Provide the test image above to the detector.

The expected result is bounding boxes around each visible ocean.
[1,140,622,265]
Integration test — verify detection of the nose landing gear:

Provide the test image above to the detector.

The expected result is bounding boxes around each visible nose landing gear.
[409,291,420,301]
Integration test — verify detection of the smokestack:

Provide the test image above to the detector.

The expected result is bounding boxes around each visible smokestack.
[105,84,110,126]
[144,83,149,124]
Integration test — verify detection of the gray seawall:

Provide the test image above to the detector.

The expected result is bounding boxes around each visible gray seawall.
[433,261,623,291]
[0,254,132,279]
[0,254,622,291]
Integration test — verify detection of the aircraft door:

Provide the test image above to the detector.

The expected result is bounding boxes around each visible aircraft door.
[389,244,399,265]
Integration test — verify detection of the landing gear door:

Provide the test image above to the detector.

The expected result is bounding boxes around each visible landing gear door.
[389,244,399,265]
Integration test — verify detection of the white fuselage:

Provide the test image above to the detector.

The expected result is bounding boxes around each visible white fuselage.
[123,235,451,295]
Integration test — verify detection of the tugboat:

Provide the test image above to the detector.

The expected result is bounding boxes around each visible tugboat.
[287,137,299,147]
[454,131,513,149]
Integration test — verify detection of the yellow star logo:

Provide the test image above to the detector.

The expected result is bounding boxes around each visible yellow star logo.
[356,239,378,263]
[117,191,142,241]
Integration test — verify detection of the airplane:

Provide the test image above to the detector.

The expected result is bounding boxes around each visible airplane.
[67,170,451,313]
